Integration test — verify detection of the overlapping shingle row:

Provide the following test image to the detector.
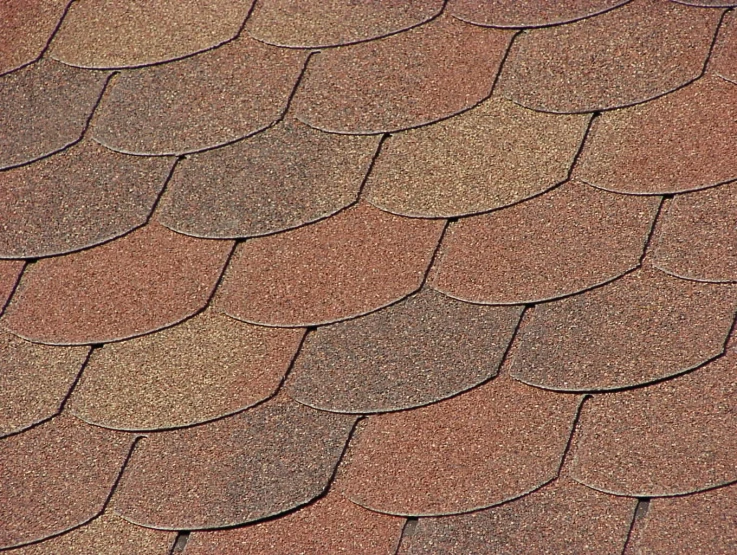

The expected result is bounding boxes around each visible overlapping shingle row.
[1,1,736,553]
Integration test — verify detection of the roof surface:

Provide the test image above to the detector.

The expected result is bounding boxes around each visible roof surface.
[1,0,736,554]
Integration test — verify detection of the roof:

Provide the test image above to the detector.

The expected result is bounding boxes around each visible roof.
[1,0,736,553]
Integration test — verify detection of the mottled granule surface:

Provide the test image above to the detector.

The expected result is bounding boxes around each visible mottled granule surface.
[1,1,736,554]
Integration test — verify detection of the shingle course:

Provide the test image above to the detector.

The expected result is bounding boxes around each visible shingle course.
[2,2,736,552]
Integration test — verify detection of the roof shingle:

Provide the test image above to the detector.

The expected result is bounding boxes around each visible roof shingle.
[2,1,737,552]
[497,0,721,113]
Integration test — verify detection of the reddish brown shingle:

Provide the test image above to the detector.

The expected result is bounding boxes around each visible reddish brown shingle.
[570,347,737,495]
[246,0,443,48]
[430,181,660,304]
[338,376,582,516]
[293,14,514,134]
[509,268,737,391]
[497,0,720,113]
[3,3,737,552]
[215,203,444,327]
[0,0,68,75]
[0,140,173,258]
[626,483,737,555]
[652,180,737,282]
[185,491,404,555]
[158,119,380,238]
[1,223,233,345]
[0,415,133,549]
[49,0,254,69]
[0,59,108,169]
[404,478,635,555]
[575,75,737,194]
[286,288,521,413]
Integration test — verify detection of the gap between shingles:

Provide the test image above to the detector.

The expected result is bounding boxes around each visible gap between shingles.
[555,394,590,477]
[701,8,732,77]
[638,195,669,265]
[355,133,390,202]
[143,156,183,226]
[102,435,144,511]
[0,260,28,317]
[565,110,599,181]
[493,304,529,380]
[278,50,317,121]
[56,344,99,414]
[620,497,651,555]
[419,219,451,289]
[271,326,315,396]
[394,517,419,555]
[169,531,191,554]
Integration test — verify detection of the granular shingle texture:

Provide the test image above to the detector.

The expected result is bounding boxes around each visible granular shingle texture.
[575,74,737,194]
[92,36,308,155]
[0,140,174,258]
[0,260,23,312]
[430,180,660,304]
[158,119,380,238]
[184,491,404,555]
[0,0,69,75]
[3,2,737,552]
[0,415,133,548]
[713,10,737,82]
[216,203,445,327]
[1,223,233,345]
[403,478,636,555]
[364,96,589,217]
[10,512,176,555]
[49,0,254,69]
[293,14,514,133]
[0,331,88,436]
[69,310,305,430]
[338,376,582,516]
[246,0,443,48]
[112,396,357,529]
[570,345,737,495]
[286,288,522,413]
[448,0,629,28]
[510,268,737,391]
[625,483,737,554]
[497,0,720,113]
[652,179,737,282]
[0,59,108,169]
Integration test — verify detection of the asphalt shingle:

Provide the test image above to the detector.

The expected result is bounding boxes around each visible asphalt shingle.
[2,2,736,552]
